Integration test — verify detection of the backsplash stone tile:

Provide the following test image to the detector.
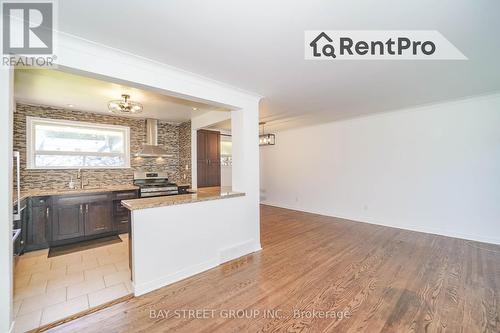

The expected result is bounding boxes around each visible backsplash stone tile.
[178,121,192,185]
[14,103,191,191]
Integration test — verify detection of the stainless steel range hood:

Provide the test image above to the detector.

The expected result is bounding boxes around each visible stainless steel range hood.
[136,119,173,157]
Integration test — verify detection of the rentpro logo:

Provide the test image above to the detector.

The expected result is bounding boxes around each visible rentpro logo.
[305,31,466,60]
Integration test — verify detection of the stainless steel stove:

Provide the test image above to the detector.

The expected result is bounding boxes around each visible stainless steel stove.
[133,171,178,198]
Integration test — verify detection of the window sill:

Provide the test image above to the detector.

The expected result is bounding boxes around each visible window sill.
[26,166,132,170]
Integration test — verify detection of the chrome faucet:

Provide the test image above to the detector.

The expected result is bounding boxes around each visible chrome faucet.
[76,168,88,189]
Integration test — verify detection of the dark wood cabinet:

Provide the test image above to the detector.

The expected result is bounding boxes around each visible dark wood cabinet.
[197,130,221,187]
[197,131,208,187]
[25,190,137,251]
[13,198,28,255]
[113,190,136,234]
[25,197,50,251]
[113,200,131,234]
[85,201,113,236]
[52,203,85,241]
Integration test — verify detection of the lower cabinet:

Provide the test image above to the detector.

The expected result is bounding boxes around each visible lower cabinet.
[26,190,137,250]
[52,203,85,241]
[113,199,131,234]
[112,190,137,234]
[25,197,50,251]
[85,200,113,236]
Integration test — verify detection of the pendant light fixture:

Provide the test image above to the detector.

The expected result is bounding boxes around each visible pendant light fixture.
[259,121,276,146]
[108,94,143,114]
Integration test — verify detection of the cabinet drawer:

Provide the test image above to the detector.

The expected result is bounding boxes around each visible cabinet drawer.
[31,196,50,207]
[113,200,129,216]
[115,218,130,234]
[53,193,110,205]
[116,217,129,225]
[113,191,137,200]
[86,193,111,203]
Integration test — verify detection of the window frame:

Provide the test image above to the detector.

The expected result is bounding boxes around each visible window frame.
[26,116,131,170]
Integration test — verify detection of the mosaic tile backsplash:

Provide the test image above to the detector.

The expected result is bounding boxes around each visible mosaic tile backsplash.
[178,121,192,185]
[14,103,192,191]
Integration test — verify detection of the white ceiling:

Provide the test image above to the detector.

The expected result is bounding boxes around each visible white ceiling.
[14,69,227,122]
[57,0,500,130]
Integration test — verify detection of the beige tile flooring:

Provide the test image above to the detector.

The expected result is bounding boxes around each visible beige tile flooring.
[13,234,132,333]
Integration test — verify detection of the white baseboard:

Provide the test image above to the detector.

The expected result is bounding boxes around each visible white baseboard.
[133,259,218,296]
[219,240,262,264]
[261,201,500,245]
[133,242,262,297]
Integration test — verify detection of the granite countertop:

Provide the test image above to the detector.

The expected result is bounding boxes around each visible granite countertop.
[15,185,139,204]
[121,188,245,210]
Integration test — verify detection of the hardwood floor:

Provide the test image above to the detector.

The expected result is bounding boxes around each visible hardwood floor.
[45,205,500,333]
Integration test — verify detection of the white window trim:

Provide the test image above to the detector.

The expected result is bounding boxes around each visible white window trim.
[26,116,131,170]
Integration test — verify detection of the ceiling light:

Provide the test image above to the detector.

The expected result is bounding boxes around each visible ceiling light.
[192,107,198,111]
[67,104,74,108]
[108,94,143,114]
[259,121,276,146]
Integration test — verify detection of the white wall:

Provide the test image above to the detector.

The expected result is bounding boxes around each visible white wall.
[0,68,14,333]
[260,93,500,245]
[221,135,232,187]
[131,195,259,295]
[221,165,232,187]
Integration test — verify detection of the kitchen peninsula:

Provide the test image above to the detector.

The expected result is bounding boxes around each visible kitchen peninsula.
[121,187,244,210]
[122,188,259,296]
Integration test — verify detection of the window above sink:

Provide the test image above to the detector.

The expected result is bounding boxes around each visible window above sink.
[26,117,131,169]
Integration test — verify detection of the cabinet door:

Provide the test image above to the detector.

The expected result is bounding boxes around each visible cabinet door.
[26,204,50,250]
[197,130,221,187]
[206,130,220,161]
[85,201,113,236]
[206,131,221,187]
[197,130,208,187]
[52,203,85,241]
[197,130,207,161]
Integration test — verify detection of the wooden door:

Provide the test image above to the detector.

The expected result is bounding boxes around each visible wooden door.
[206,130,221,186]
[197,130,208,187]
[52,203,85,241]
[85,201,113,236]
[197,130,220,187]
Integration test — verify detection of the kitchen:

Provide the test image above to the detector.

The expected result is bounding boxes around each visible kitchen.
[11,68,236,332]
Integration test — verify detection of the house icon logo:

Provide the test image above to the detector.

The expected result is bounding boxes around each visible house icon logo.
[309,32,336,58]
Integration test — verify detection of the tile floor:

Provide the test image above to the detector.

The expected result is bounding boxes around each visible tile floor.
[12,234,132,333]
